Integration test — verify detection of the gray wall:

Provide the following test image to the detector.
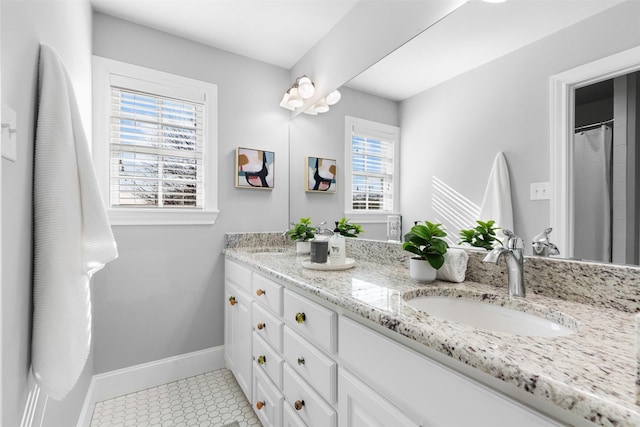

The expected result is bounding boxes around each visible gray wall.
[1,1,93,426]
[399,0,640,252]
[289,86,399,240]
[91,13,290,373]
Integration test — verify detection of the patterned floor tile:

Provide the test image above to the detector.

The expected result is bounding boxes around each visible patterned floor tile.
[90,368,261,427]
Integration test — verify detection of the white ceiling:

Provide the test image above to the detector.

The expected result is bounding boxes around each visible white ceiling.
[90,0,627,101]
[90,0,359,69]
[347,0,627,101]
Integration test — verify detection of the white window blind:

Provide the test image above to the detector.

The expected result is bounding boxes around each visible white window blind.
[109,87,205,209]
[349,121,397,212]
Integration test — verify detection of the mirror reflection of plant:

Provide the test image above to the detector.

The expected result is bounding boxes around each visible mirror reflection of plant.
[402,221,449,269]
[286,217,316,242]
[335,217,363,238]
[458,220,502,250]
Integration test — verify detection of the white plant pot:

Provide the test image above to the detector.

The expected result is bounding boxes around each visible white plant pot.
[296,241,311,255]
[409,257,437,283]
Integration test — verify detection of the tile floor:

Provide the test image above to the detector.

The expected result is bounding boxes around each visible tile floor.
[90,368,262,427]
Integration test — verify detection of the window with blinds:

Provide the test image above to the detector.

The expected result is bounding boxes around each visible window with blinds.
[110,88,204,208]
[346,117,399,213]
[93,56,218,225]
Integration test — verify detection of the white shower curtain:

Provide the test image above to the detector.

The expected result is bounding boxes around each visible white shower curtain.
[573,125,612,262]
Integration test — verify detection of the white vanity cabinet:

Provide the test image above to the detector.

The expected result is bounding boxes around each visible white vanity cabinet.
[339,316,562,427]
[224,260,253,400]
[338,367,420,427]
[224,283,252,399]
[225,256,563,427]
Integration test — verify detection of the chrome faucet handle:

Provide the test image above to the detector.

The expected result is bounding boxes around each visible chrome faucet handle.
[502,229,522,250]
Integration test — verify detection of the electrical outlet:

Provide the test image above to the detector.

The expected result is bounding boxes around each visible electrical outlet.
[530,182,550,200]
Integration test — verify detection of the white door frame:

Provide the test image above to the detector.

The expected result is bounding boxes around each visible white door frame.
[550,46,640,259]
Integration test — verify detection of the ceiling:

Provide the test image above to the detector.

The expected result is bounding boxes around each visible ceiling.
[90,0,627,102]
[90,0,359,69]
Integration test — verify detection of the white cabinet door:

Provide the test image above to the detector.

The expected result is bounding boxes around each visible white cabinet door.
[338,368,420,427]
[253,361,284,427]
[339,316,562,427]
[225,282,252,400]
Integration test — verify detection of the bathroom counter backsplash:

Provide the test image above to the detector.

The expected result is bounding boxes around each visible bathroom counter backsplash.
[225,232,640,313]
[224,232,640,427]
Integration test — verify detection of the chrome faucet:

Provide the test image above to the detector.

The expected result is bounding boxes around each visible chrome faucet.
[531,227,560,257]
[483,230,525,297]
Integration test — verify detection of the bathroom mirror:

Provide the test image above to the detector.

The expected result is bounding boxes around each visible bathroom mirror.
[288,0,640,264]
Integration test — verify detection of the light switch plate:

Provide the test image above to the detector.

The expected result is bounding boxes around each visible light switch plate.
[2,104,17,162]
[530,182,550,200]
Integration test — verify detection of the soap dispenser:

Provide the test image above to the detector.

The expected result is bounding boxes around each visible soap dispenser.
[329,222,346,265]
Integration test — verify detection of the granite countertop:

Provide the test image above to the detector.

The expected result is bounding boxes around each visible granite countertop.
[224,244,639,427]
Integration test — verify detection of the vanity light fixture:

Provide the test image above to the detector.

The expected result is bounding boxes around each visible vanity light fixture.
[279,77,341,113]
[280,75,315,110]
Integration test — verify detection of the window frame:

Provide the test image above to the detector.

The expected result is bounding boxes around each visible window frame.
[93,56,219,225]
[344,115,400,222]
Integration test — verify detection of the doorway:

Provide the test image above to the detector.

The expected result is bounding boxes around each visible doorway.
[550,45,640,262]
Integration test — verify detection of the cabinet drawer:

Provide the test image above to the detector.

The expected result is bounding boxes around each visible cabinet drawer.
[225,259,252,293]
[282,400,306,427]
[252,302,283,353]
[253,361,284,427]
[283,364,336,427]
[284,289,336,354]
[253,332,284,389]
[253,273,283,315]
[283,326,337,404]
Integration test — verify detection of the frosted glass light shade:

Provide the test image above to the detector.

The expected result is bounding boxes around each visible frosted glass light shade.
[287,87,304,108]
[313,98,330,113]
[325,90,341,105]
[297,76,315,99]
[279,92,295,111]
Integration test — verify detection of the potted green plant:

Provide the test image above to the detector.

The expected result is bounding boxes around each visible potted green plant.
[285,217,316,254]
[402,221,449,283]
[334,217,363,238]
[458,220,502,250]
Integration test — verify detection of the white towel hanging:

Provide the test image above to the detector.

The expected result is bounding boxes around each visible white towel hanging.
[479,152,514,237]
[32,44,118,400]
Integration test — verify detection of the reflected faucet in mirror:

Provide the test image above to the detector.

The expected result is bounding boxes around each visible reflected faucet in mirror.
[532,228,560,257]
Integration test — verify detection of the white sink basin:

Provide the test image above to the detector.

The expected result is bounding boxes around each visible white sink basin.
[406,296,576,337]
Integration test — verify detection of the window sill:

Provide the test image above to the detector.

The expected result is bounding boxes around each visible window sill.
[343,211,401,224]
[108,208,220,226]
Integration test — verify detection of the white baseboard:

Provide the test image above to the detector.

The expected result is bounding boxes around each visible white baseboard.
[77,346,225,427]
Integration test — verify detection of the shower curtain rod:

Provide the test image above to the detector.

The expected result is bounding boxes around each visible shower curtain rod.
[574,119,613,132]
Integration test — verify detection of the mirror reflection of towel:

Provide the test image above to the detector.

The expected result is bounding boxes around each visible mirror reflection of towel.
[479,152,514,238]
[32,44,118,400]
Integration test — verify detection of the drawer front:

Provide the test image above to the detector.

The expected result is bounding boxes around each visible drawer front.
[283,364,336,427]
[284,289,337,354]
[283,326,337,404]
[282,400,306,427]
[253,332,284,389]
[253,361,283,427]
[252,302,284,353]
[253,273,284,316]
[225,258,252,293]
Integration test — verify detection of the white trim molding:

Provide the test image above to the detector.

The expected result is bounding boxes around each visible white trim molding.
[550,46,640,259]
[77,346,225,427]
[92,56,220,226]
